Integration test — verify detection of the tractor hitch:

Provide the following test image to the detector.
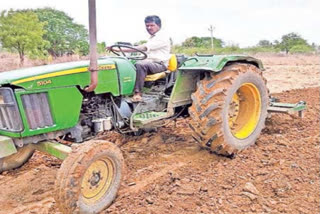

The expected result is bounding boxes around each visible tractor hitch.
[267,97,306,118]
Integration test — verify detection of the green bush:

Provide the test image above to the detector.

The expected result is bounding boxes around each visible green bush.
[289,45,313,53]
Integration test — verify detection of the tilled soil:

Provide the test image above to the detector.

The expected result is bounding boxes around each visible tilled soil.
[0,55,319,214]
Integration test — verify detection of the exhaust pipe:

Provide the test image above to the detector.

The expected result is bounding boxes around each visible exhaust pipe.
[85,0,98,92]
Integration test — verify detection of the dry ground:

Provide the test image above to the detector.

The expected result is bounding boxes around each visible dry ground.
[0,54,319,214]
[0,52,86,72]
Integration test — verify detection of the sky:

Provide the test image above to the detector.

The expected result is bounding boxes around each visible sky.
[0,0,319,47]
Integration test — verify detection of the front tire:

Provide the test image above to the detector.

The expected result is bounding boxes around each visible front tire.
[189,63,268,155]
[55,140,124,214]
[0,144,34,173]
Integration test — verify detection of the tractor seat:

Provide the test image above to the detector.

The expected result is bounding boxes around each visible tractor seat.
[145,54,178,82]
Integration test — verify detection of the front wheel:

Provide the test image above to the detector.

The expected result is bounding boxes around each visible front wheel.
[55,140,124,214]
[189,63,268,155]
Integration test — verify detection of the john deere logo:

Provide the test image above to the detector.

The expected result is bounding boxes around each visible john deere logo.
[37,80,52,86]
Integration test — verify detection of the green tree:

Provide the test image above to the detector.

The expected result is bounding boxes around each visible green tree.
[272,40,280,49]
[280,32,310,54]
[257,40,272,47]
[0,10,48,65]
[33,8,89,57]
[97,42,106,54]
[182,36,202,47]
[182,36,223,49]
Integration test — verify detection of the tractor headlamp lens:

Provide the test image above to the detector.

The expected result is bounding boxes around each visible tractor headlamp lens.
[0,87,23,132]
[0,88,15,105]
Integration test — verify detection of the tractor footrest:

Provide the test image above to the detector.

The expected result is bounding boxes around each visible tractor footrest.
[267,101,306,118]
[133,111,168,125]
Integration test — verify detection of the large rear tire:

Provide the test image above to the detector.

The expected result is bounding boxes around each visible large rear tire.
[0,144,34,173]
[55,140,124,214]
[189,63,268,155]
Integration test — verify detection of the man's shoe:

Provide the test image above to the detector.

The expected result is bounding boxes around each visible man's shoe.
[131,94,142,102]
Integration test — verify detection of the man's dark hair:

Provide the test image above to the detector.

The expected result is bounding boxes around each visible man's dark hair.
[144,15,161,28]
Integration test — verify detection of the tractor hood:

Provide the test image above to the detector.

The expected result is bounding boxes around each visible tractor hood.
[0,58,116,86]
[179,55,264,72]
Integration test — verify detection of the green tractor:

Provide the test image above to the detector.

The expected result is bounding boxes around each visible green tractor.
[0,50,270,213]
[0,2,306,214]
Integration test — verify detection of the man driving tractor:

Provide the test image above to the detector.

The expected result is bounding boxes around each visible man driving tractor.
[107,15,171,102]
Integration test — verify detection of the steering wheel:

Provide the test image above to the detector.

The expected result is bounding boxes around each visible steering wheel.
[109,44,147,60]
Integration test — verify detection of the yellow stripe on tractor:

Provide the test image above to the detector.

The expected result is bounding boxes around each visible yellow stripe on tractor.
[12,64,116,85]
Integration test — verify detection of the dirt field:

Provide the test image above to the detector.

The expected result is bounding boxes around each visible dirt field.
[0,55,319,214]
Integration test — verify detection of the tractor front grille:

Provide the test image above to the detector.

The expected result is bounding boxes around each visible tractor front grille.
[21,93,54,130]
[0,88,23,132]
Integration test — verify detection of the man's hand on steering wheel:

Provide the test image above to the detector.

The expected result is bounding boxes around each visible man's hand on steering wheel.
[106,44,148,60]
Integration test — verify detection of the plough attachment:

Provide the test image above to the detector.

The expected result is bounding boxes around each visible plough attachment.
[268,98,306,118]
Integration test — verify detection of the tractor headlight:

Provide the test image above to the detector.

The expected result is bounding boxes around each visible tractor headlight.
[0,87,23,132]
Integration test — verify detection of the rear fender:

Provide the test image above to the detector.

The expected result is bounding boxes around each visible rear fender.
[168,55,264,110]
[179,55,264,72]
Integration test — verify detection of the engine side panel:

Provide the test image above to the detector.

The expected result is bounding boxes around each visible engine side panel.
[13,87,83,137]
[113,57,136,95]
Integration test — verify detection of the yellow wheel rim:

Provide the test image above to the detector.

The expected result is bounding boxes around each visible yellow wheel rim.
[228,83,261,139]
[81,157,114,204]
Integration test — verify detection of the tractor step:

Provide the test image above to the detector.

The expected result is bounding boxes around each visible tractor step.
[133,111,168,125]
[267,100,306,118]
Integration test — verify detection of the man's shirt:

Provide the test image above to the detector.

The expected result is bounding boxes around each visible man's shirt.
[145,30,171,66]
